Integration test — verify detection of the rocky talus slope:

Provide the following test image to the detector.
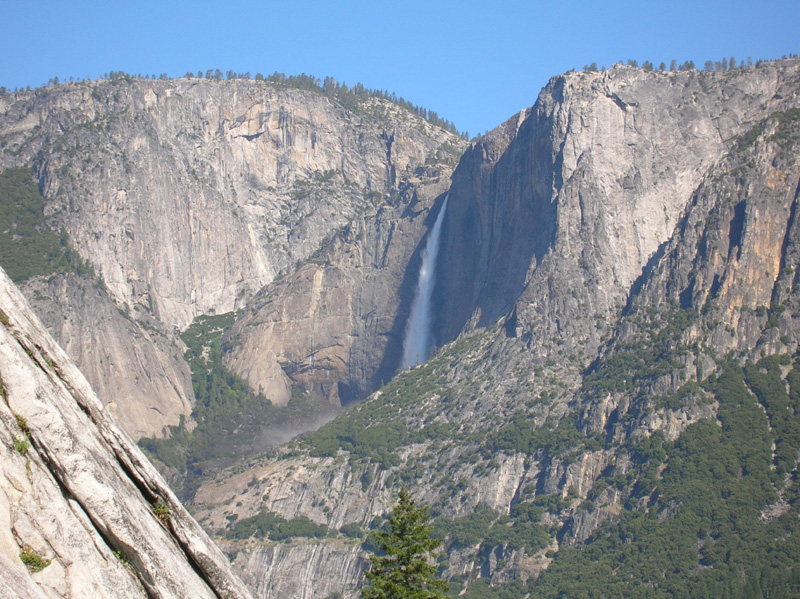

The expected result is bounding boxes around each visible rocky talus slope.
[0,266,252,599]
[0,78,465,437]
[186,61,800,598]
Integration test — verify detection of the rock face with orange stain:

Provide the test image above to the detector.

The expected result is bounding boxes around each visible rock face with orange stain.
[622,104,800,361]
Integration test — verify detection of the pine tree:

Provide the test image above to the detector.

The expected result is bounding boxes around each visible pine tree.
[362,488,448,599]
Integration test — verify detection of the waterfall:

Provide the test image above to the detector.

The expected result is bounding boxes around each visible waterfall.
[401,195,449,368]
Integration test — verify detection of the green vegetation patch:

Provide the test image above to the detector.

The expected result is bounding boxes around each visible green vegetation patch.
[480,411,601,459]
[735,107,800,154]
[432,502,550,556]
[339,522,364,539]
[0,167,93,281]
[15,414,30,437]
[263,72,465,137]
[152,501,170,524]
[19,547,51,572]
[113,550,137,576]
[225,509,328,541]
[449,348,800,598]
[583,305,697,397]
[139,312,333,494]
[300,358,451,468]
[745,354,800,476]
[525,360,800,599]
[13,436,29,455]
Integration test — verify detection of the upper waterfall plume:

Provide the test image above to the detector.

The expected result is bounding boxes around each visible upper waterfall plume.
[401,195,449,368]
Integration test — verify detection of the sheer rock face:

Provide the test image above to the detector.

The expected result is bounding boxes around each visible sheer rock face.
[0,78,465,433]
[632,122,800,357]
[20,273,193,439]
[579,96,800,442]
[0,79,460,330]
[437,62,800,358]
[231,541,368,599]
[0,267,252,599]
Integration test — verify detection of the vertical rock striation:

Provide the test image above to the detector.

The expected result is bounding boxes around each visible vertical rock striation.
[223,170,457,406]
[0,79,461,330]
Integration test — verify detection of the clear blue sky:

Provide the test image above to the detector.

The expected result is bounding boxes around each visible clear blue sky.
[1,0,798,136]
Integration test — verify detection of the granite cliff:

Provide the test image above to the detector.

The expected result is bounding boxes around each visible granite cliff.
[185,60,800,598]
[0,77,466,438]
[2,59,800,599]
[223,171,452,407]
[0,266,252,599]
[438,59,797,353]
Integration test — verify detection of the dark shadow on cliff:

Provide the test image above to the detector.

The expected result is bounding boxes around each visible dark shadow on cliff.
[431,110,559,350]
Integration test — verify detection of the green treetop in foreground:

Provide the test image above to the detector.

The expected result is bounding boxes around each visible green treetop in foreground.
[362,488,448,599]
